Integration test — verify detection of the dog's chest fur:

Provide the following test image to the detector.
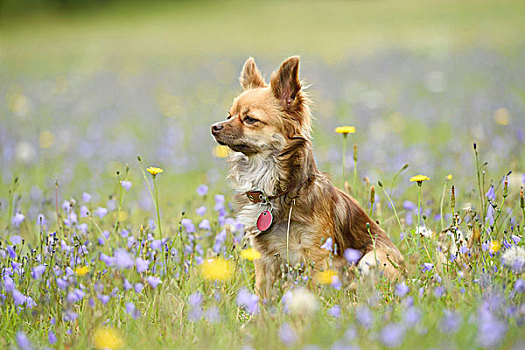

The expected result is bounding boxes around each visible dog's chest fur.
[229,152,315,265]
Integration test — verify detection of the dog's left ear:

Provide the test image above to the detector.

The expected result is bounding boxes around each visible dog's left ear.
[271,56,302,110]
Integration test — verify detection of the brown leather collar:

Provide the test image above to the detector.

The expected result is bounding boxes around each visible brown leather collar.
[245,177,311,204]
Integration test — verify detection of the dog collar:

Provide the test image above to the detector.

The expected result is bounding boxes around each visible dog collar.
[244,177,312,204]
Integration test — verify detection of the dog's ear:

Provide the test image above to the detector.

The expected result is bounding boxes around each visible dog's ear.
[239,57,265,90]
[270,56,302,110]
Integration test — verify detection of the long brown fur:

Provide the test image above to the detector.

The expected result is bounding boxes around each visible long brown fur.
[212,56,404,298]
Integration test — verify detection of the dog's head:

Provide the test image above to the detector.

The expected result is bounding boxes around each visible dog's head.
[211,56,310,156]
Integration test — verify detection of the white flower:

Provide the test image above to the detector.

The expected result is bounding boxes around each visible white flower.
[416,226,433,238]
[283,288,319,317]
[501,246,525,273]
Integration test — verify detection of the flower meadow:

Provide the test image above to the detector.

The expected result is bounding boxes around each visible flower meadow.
[1,141,525,349]
[2,1,525,348]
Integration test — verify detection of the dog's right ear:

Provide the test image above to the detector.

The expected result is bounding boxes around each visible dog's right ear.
[239,57,265,90]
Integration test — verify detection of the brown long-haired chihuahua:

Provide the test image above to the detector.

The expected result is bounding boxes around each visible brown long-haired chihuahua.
[212,56,404,298]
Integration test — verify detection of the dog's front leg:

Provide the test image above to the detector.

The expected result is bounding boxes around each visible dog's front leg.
[254,256,280,301]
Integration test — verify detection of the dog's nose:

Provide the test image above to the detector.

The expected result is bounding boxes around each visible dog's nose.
[211,123,224,134]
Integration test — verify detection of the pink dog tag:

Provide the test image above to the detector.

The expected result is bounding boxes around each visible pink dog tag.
[256,210,273,231]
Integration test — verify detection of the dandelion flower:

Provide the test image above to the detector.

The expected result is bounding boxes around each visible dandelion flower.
[146,167,164,176]
[284,288,319,317]
[314,269,339,285]
[446,174,452,181]
[240,248,261,261]
[489,240,501,254]
[75,265,89,277]
[201,258,234,281]
[335,126,356,134]
[93,327,124,350]
[410,175,430,183]
[501,246,525,273]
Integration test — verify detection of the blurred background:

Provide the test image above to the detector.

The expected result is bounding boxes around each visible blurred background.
[1,0,524,216]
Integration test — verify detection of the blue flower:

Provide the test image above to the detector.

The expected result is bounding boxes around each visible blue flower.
[48,330,57,345]
[196,184,208,196]
[395,282,409,297]
[146,276,162,289]
[344,248,362,264]
[114,249,134,270]
[181,218,195,233]
[31,265,46,280]
[380,323,405,348]
[321,237,333,252]
[95,207,108,218]
[236,288,259,315]
[440,310,461,333]
[485,186,495,201]
[279,323,297,346]
[328,305,341,318]
[125,302,141,319]
[422,262,434,272]
[135,258,149,273]
[196,206,207,216]
[134,283,144,293]
[12,212,25,227]
[198,219,211,231]
[16,331,33,350]
[82,192,92,202]
[120,180,132,191]
[355,306,374,329]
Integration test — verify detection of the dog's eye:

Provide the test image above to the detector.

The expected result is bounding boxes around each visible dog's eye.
[244,116,258,124]
[226,114,232,120]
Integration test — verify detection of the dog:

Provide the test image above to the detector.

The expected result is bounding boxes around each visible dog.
[211,56,404,298]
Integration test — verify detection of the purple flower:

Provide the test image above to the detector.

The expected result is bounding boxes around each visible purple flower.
[80,206,90,218]
[95,207,108,218]
[514,279,525,293]
[459,245,469,254]
[196,206,207,216]
[31,265,46,280]
[328,305,341,318]
[16,331,33,350]
[485,205,494,226]
[100,253,115,266]
[125,302,141,319]
[26,297,37,309]
[380,323,405,348]
[136,258,149,273]
[120,180,132,191]
[477,307,506,348]
[344,248,362,264]
[3,275,15,292]
[98,294,110,305]
[7,245,17,259]
[196,184,208,196]
[82,192,92,202]
[134,283,144,293]
[215,194,225,205]
[188,292,203,321]
[205,305,220,323]
[321,237,333,252]
[404,307,421,327]
[511,235,521,245]
[355,306,374,329]
[199,219,211,231]
[11,235,22,245]
[12,212,25,227]
[67,288,85,303]
[236,288,259,315]
[123,279,132,290]
[482,242,489,251]
[422,262,434,272]
[485,186,495,201]
[64,310,78,322]
[395,282,409,297]
[146,276,162,289]
[434,286,446,297]
[440,310,461,333]
[56,278,68,290]
[279,323,297,346]
[114,249,134,270]
[48,330,57,345]
[13,289,27,306]
[181,218,195,233]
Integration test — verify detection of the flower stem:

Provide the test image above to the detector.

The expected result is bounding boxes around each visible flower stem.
[152,176,166,275]
[342,134,347,188]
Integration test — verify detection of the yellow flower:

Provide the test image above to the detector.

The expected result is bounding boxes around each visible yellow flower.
[489,240,501,253]
[314,269,339,285]
[201,258,234,281]
[213,145,230,158]
[240,248,261,261]
[410,175,430,183]
[93,327,124,350]
[446,174,453,181]
[146,166,164,176]
[75,265,89,276]
[335,126,356,134]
